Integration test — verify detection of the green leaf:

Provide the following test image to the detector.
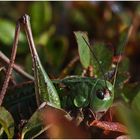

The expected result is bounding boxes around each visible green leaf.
[0,106,14,138]
[116,26,130,56]
[118,57,130,73]
[21,103,49,139]
[117,104,140,138]
[0,19,25,45]
[37,25,56,46]
[121,82,140,103]
[29,1,52,36]
[70,9,89,29]
[74,31,90,68]
[131,91,140,113]
[91,42,113,77]
[21,103,67,139]
[45,36,69,68]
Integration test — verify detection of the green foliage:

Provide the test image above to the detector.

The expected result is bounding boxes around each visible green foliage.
[117,104,140,138]
[0,19,25,45]
[29,1,52,36]
[70,9,89,29]
[0,107,14,139]
[21,103,67,139]
[91,42,113,77]
[74,31,91,69]
[74,31,113,77]
[121,82,140,102]
[46,36,69,68]
[131,91,140,113]
[116,26,131,55]
[21,106,43,139]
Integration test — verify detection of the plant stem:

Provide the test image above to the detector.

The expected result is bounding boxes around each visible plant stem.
[0,22,20,106]
[59,56,79,79]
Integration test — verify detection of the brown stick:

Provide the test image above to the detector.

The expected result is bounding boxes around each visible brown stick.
[0,22,21,105]
[59,56,79,79]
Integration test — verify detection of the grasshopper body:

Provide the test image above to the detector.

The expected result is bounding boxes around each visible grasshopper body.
[2,15,114,120]
[4,75,114,120]
[55,76,114,118]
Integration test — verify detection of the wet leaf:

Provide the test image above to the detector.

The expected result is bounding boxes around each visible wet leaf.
[74,31,91,68]
[0,106,14,138]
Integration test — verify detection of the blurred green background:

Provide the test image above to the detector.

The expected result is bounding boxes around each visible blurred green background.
[0,1,140,80]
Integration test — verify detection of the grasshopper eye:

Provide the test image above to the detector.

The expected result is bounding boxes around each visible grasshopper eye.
[96,90,105,100]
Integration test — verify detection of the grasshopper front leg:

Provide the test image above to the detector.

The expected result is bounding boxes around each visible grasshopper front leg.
[19,15,60,108]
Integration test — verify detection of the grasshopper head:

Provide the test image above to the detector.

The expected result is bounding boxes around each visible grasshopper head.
[90,79,114,119]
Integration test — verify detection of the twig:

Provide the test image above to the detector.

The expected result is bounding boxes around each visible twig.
[59,56,79,79]
[0,22,20,106]
[0,51,34,81]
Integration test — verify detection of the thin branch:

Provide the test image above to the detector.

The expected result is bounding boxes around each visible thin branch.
[0,51,34,81]
[59,56,79,79]
[0,22,21,106]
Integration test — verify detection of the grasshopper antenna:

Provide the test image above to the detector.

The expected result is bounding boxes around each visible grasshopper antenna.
[82,36,108,88]
[113,25,133,87]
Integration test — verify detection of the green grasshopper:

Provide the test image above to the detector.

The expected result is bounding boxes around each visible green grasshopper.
[0,14,132,122]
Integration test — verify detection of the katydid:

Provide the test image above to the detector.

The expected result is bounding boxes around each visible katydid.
[0,14,132,120]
